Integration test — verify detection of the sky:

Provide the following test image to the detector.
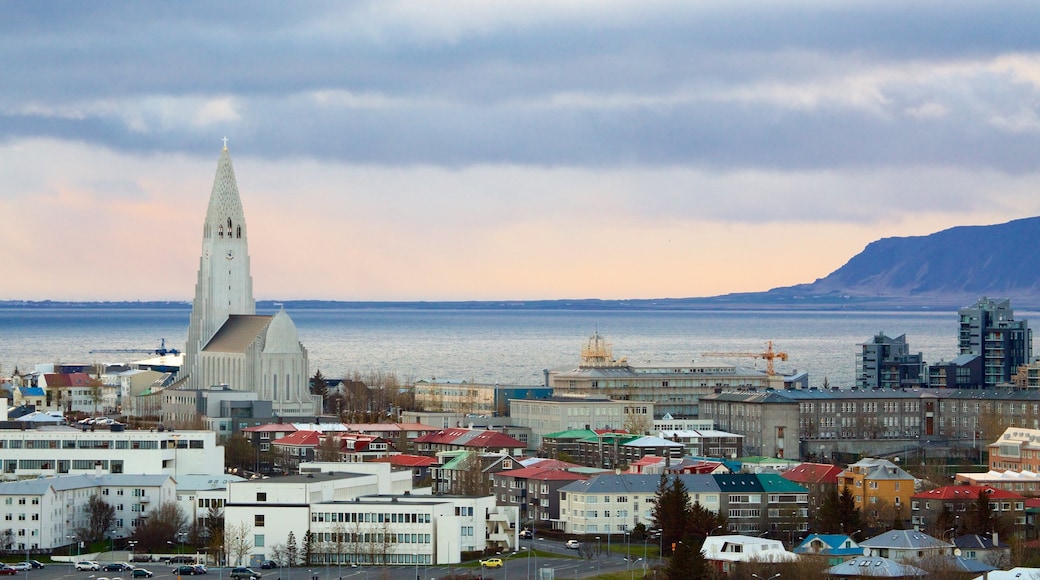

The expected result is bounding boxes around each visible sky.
[4,1,1040,302]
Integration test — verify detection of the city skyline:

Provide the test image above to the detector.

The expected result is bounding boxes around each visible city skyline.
[3,2,1040,301]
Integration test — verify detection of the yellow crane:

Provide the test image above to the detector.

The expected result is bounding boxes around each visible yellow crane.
[702,340,789,376]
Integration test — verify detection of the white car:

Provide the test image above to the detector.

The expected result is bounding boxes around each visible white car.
[565,539,580,549]
[8,563,30,572]
[76,562,101,571]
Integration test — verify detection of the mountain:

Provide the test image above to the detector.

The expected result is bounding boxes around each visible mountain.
[706,216,1040,310]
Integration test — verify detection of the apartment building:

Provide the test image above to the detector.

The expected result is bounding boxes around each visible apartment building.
[856,333,927,389]
[0,425,223,479]
[989,427,1040,472]
[839,458,915,518]
[509,396,655,449]
[910,485,1026,531]
[958,297,1032,388]
[0,473,176,551]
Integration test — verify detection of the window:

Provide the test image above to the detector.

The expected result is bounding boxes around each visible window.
[257,492,267,502]
[255,535,264,547]
[255,515,265,527]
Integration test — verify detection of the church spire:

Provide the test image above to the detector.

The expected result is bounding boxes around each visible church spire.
[182,142,256,389]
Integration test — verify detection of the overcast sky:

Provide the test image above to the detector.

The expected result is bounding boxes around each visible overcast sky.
[3,1,1040,301]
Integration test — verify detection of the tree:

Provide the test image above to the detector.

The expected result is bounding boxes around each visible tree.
[836,486,863,535]
[310,370,329,413]
[225,522,254,566]
[651,475,692,556]
[286,531,298,567]
[302,531,314,566]
[456,451,491,495]
[225,435,257,472]
[316,434,341,462]
[687,500,726,541]
[814,488,842,533]
[81,494,116,543]
[132,501,189,552]
[87,375,105,414]
[666,535,707,580]
[204,505,225,564]
[965,489,996,535]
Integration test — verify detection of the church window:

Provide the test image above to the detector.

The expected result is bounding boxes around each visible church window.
[273,375,278,400]
[227,218,232,229]
[218,225,224,238]
[237,226,241,238]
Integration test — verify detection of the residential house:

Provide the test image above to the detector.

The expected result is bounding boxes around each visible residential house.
[491,462,588,526]
[794,534,863,566]
[414,428,526,458]
[824,556,926,578]
[700,535,798,575]
[782,463,843,515]
[952,534,1011,568]
[910,486,1025,533]
[431,450,520,495]
[989,427,1040,473]
[839,458,915,523]
[658,429,743,459]
[858,530,952,562]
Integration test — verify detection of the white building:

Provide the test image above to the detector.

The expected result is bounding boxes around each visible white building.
[557,474,722,534]
[223,466,518,566]
[0,426,224,480]
[0,473,177,550]
[509,396,655,449]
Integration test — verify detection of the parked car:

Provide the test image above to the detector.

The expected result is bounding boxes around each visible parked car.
[76,562,102,571]
[566,539,580,549]
[105,563,134,572]
[479,558,503,568]
[0,566,16,576]
[259,562,278,570]
[27,562,44,570]
[172,565,202,576]
[8,563,30,572]
[131,570,154,578]
[229,568,261,580]
[519,529,533,539]
[191,566,207,575]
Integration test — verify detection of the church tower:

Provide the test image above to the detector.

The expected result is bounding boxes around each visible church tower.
[183,143,257,390]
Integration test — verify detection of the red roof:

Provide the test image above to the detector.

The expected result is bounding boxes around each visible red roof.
[272,430,323,447]
[782,463,843,485]
[522,458,582,470]
[414,428,526,448]
[494,466,589,482]
[912,485,1025,501]
[43,373,92,387]
[630,456,665,467]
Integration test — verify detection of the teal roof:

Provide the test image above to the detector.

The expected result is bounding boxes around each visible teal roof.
[544,429,599,440]
[758,473,808,493]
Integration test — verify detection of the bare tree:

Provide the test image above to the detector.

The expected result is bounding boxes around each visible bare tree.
[316,435,341,462]
[80,494,116,543]
[225,521,254,566]
[456,451,491,496]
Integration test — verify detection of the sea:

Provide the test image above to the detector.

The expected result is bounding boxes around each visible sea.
[3,304,1025,388]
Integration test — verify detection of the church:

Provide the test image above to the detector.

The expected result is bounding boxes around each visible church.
[177,142,320,416]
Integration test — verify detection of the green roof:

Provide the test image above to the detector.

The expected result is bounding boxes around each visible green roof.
[757,473,808,493]
[739,456,800,465]
[579,433,639,445]
[543,429,600,440]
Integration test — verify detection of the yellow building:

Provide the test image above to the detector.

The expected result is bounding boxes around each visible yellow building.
[839,458,915,523]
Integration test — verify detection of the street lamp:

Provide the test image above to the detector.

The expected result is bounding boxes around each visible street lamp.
[709,525,724,536]
[67,535,79,574]
[751,574,780,580]
[596,537,601,576]
[128,541,138,564]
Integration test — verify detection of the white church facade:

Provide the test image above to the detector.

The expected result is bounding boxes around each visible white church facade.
[176,144,319,416]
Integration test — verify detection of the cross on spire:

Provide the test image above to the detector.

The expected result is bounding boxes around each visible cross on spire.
[222,136,229,150]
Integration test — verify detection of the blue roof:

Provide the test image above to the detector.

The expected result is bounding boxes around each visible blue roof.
[18,387,45,396]
[794,533,862,556]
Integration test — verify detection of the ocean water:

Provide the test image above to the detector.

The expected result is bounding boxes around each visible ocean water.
[0,305,1012,388]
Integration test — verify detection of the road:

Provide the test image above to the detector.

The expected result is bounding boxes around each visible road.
[8,548,651,580]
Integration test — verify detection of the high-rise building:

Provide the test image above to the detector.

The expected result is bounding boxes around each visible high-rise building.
[856,333,926,389]
[958,297,1032,388]
[179,144,319,415]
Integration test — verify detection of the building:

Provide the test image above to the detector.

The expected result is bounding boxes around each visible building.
[222,469,518,566]
[856,333,926,389]
[700,535,798,574]
[430,450,520,495]
[989,427,1040,472]
[715,473,809,536]
[0,426,223,480]
[954,469,1040,496]
[910,486,1026,532]
[413,428,526,458]
[412,379,550,416]
[958,298,1032,388]
[794,533,863,565]
[698,389,800,458]
[658,429,743,458]
[823,556,926,578]
[858,530,952,562]
[839,459,915,524]
[0,473,177,551]
[490,461,588,526]
[782,463,843,515]
[548,332,780,419]
[928,354,984,389]
[179,145,319,416]
[509,396,655,449]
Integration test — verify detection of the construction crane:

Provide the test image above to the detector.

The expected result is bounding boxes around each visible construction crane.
[702,340,789,376]
[89,338,181,356]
